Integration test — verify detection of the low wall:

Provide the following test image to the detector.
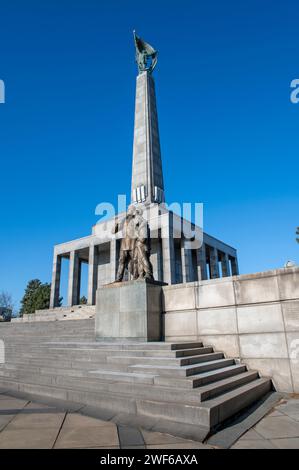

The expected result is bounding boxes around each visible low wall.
[12,305,96,323]
[162,267,299,393]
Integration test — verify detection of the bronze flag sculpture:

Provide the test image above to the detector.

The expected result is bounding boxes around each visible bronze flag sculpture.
[133,31,158,75]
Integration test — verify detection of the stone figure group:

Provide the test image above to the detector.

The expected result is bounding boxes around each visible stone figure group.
[112,205,154,282]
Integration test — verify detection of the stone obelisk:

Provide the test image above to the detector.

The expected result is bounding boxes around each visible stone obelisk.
[95,33,165,341]
[131,33,165,205]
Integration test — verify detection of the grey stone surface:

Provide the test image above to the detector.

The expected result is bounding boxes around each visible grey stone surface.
[0,427,59,449]
[0,318,273,441]
[206,391,281,449]
[164,311,197,338]
[197,307,237,335]
[3,393,299,449]
[235,273,280,305]
[88,245,98,305]
[255,415,299,439]
[163,267,299,392]
[54,413,119,449]
[227,397,299,449]
[239,333,288,359]
[198,335,239,358]
[278,400,299,421]
[146,442,213,449]
[232,438,276,449]
[95,280,163,341]
[237,303,284,334]
[270,438,299,448]
[163,284,196,312]
[68,250,81,306]
[238,429,264,440]
[278,270,299,300]
[196,279,235,309]
[117,424,145,448]
[282,300,299,331]
[243,358,293,393]
[50,254,61,308]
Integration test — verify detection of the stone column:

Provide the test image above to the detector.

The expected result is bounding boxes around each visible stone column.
[88,245,98,305]
[68,250,81,306]
[110,238,118,283]
[230,256,239,276]
[181,241,193,283]
[161,213,175,284]
[50,254,61,308]
[209,247,220,279]
[156,237,163,282]
[221,252,230,277]
[196,243,207,281]
[150,237,163,282]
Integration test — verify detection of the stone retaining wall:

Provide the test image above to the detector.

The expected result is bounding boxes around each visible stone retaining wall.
[162,267,299,393]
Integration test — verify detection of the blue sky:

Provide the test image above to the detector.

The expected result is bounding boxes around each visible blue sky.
[0,0,298,309]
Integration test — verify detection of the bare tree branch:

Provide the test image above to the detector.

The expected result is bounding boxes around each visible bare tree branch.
[0,291,14,310]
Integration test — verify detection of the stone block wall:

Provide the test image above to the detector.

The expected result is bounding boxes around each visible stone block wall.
[162,267,299,393]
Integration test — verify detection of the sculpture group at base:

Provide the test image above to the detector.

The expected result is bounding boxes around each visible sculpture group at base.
[112,205,154,282]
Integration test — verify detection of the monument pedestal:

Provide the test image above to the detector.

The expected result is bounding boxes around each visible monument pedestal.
[95,279,165,342]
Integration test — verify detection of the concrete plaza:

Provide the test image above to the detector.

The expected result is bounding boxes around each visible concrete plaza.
[0,390,298,449]
[0,391,213,449]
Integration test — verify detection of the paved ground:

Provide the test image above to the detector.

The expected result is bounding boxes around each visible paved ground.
[0,393,213,449]
[231,397,299,449]
[0,392,298,449]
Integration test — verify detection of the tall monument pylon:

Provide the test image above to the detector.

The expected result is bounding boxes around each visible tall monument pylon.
[131,32,165,205]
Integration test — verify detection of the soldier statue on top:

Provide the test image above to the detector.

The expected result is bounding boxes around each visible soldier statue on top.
[112,205,154,282]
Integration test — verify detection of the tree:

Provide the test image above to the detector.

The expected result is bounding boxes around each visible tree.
[20,279,62,315]
[80,296,88,305]
[0,291,14,321]
[296,227,299,244]
[0,291,14,310]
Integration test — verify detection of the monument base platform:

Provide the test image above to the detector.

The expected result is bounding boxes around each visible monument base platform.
[95,279,165,342]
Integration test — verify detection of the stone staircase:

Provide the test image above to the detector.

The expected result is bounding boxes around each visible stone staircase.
[0,319,273,441]
[11,305,96,323]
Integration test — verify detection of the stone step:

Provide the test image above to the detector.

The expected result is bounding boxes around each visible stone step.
[194,370,259,400]
[2,337,94,344]
[0,327,274,439]
[53,346,213,358]
[89,370,260,403]
[0,373,272,428]
[135,377,272,428]
[0,358,258,403]
[154,364,248,389]
[4,354,227,373]
[4,341,203,349]
[2,358,126,372]
[4,345,209,361]
[1,361,255,398]
[2,332,94,338]
[107,352,224,367]
[1,365,152,385]
[0,377,140,414]
[0,326,94,332]
[0,367,157,386]
[2,361,245,390]
[5,346,214,360]
[0,368,258,405]
[130,358,236,377]
[0,369,196,404]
